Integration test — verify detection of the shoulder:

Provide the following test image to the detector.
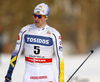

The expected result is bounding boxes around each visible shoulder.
[47,25,60,35]
[50,27,61,36]
[20,24,34,32]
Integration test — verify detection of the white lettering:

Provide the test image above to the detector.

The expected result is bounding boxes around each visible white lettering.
[27,37,30,42]
[30,38,33,42]
[39,39,42,43]
[42,39,45,44]
[26,37,49,44]
[46,40,49,44]
[33,38,36,42]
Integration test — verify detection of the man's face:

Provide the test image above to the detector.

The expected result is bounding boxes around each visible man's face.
[33,13,48,28]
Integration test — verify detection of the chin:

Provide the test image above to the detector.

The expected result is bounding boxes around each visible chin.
[35,23,40,27]
[36,25,41,28]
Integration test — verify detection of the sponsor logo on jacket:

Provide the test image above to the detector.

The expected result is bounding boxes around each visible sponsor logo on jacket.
[17,35,20,40]
[25,35,53,46]
[59,46,62,51]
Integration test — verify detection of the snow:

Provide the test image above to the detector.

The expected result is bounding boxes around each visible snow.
[0,51,100,82]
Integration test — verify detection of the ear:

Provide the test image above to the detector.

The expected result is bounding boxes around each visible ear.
[45,17,48,21]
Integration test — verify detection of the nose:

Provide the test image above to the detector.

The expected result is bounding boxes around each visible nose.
[35,17,39,20]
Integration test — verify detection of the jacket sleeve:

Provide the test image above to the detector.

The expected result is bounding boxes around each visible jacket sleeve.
[52,29,64,82]
[5,27,27,78]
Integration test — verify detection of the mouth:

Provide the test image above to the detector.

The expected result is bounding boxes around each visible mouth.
[35,21,39,24]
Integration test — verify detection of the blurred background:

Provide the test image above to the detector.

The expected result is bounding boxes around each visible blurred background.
[0,0,100,82]
[0,0,100,54]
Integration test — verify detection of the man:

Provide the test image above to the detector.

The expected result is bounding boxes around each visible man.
[5,3,64,82]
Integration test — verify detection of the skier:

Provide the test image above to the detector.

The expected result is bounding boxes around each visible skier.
[5,3,64,82]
